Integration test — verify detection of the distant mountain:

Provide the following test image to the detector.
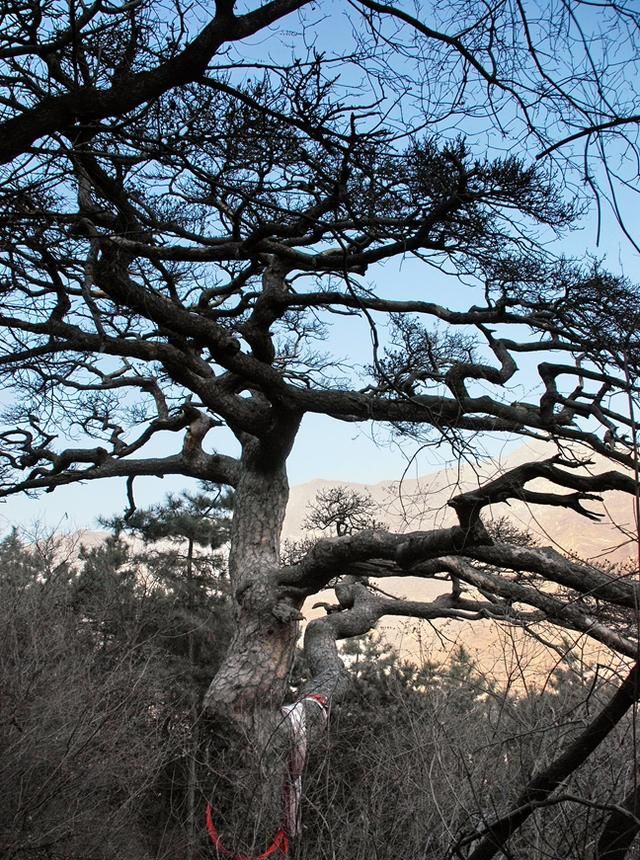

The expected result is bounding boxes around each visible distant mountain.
[57,442,638,682]
[285,438,637,563]
[285,440,638,680]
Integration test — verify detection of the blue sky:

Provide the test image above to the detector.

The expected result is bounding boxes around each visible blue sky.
[2,1,639,532]
[3,201,637,534]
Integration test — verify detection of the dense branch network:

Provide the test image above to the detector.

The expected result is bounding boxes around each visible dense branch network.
[1,0,640,683]
[2,2,640,856]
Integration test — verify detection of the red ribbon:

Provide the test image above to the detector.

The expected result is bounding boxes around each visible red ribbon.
[304,693,328,709]
[205,694,329,858]
[205,802,289,860]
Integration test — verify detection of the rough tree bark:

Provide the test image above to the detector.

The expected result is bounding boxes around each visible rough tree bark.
[2,1,640,855]
[205,429,302,715]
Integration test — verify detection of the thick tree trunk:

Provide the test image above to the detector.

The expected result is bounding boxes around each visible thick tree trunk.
[201,433,303,852]
[204,436,300,715]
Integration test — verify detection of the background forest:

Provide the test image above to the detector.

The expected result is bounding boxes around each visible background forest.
[2,490,638,860]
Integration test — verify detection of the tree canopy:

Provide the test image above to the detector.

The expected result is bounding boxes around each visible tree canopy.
[3,1,640,858]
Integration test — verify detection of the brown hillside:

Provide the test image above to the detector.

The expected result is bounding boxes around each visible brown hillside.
[285,441,637,682]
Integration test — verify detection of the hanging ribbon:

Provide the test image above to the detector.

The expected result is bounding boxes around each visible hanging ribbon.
[205,693,329,859]
[205,802,288,860]
[281,693,328,839]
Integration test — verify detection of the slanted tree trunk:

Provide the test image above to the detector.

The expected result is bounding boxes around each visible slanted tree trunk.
[596,781,640,860]
[467,662,640,860]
